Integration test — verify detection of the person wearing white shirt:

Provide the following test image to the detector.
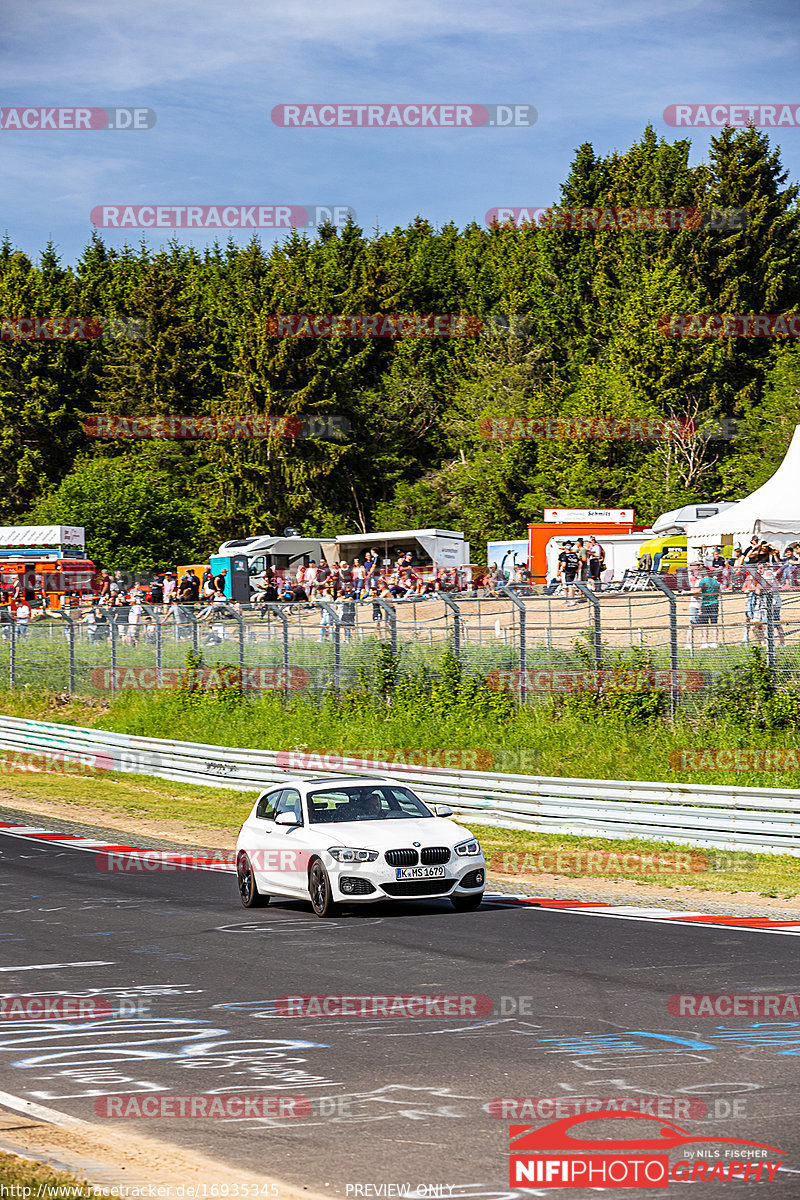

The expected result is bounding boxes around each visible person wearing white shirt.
[15,602,31,639]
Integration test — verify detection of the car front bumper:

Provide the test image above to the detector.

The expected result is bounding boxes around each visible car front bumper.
[329,856,486,903]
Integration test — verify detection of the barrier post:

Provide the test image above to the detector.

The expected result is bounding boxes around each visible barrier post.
[574,581,602,667]
[500,586,527,702]
[376,599,397,655]
[318,602,342,694]
[766,590,776,669]
[440,593,462,660]
[49,607,75,693]
[264,603,290,698]
[650,574,678,716]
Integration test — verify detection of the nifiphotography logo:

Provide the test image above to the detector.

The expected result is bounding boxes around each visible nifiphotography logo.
[508,1110,784,1188]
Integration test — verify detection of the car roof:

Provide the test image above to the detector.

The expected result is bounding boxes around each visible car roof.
[259,775,394,796]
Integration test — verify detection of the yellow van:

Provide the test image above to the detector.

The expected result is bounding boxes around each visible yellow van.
[637,535,687,574]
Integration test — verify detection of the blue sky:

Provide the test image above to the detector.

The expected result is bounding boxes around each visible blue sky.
[2,0,799,264]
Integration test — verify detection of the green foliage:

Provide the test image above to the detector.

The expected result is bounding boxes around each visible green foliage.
[705,646,800,731]
[1,127,798,556]
[552,639,670,725]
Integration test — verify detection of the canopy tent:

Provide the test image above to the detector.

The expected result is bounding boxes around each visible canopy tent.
[686,425,800,556]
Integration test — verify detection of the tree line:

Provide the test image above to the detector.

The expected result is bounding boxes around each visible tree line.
[1,125,799,571]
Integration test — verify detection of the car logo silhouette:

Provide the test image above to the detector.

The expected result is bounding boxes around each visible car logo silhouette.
[510,1111,783,1156]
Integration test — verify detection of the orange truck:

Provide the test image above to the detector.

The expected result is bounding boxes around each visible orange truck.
[528,509,645,583]
[0,526,96,610]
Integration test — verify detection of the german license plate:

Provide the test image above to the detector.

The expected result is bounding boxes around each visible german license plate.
[395,865,446,880]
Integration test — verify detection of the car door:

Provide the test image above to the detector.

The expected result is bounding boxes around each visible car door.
[262,788,309,897]
[245,788,283,894]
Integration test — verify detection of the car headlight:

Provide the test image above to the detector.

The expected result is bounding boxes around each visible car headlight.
[455,838,481,857]
[327,847,379,863]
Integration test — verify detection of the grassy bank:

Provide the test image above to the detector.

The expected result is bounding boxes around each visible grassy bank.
[0,1151,90,1196]
[4,684,800,789]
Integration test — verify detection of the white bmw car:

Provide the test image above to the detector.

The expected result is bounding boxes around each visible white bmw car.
[235,775,486,916]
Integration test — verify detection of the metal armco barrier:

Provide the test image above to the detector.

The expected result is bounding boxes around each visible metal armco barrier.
[1,715,799,856]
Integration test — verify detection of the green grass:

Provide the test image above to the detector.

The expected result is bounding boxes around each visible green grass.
[0,1151,91,1196]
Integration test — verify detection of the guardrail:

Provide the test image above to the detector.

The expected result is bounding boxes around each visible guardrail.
[0,714,799,855]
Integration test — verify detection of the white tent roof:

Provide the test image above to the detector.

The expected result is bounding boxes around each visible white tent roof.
[686,425,800,553]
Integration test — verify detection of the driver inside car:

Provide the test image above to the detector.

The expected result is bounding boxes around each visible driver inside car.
[352,791,383,819]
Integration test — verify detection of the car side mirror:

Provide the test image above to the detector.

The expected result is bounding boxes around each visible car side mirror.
[434,804,453,817]
[275,811,301,827]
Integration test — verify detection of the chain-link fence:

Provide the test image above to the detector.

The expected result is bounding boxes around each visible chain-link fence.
[3,576,798,707]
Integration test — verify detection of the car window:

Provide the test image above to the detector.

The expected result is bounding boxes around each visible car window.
[256,790,282,820]
[307,785,433,824]
[275,789,303,824]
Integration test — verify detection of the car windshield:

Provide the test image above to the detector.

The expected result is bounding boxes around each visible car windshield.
[306,784,434,824]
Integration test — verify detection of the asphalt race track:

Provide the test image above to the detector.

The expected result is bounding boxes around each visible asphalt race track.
[1,827,800,1197]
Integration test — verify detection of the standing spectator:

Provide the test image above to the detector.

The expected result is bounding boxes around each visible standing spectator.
[352,558,366,599]
[305,559,319,595]
[163,573,177,601]
[575,538,589,584]
[98,570,112,600]
[557,542,579,605]
[127,597,146,647]
[212,567,227,595]
[14,600,31,640]
[337,585,357,642]
[329,562,341,598]
[317,586,334,641]
[697,566,721,648]
[149,575,164,609]
[587,536,604,592]
[339,561,353,590]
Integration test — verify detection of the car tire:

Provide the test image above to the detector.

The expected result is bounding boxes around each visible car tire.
[309,859,338,918]
[237,852,269,908]
[451,892,483,911]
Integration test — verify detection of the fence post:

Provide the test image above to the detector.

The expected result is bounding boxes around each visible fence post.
[51,608,75,694]
[765,590,777,669]
[440,593,462,660]
[318,602,342,694]
[574,582,602,667]
[376,599,397,655]
[650,574,678,717]
[265,603,290,698]
[500,586,527,702]
[150,605,163,688]
[190,605,199,657]
[218,603,245,679]
[109,614,118,696]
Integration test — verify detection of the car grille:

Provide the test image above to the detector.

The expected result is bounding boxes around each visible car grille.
[381,878,456,897]
[339,877,376,895]
[421,846,450,865]
[385,848,419,867]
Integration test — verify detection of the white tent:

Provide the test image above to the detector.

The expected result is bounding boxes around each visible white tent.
[686,424,800,556]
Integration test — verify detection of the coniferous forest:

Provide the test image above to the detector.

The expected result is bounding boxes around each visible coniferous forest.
[2,126,800,570]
